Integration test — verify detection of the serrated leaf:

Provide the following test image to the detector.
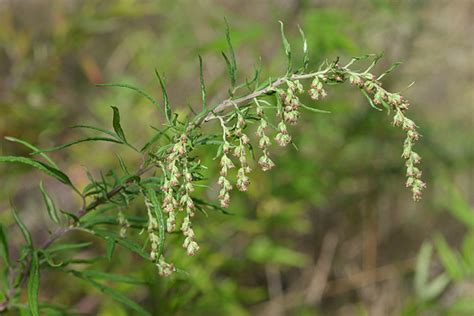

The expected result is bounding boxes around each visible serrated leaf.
[5,136,58,169]
[69,270,150,316]
[39,181,60,224]
[97,83,164,118]
[298,25,309,72]
[279,21,292,74]
[31,137,123,154]
[0,156,71,185]
[28,250,40,316]
[199,55,207,110]
[154,70,172,123]
[146,188,165,261]
[0,224,10,266]
[111,106,127,143]
[11,206,32,246]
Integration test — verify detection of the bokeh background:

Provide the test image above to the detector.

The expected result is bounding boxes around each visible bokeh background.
[0,0,473,315]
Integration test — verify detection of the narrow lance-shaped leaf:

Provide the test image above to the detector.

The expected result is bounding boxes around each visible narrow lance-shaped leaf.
[0,156,72,185]
[111,106,127,143]
[11,205,32,246]
[97,83,165,118]
[224,18,237,86]
[377,61,403,80]
[71,124,119,138]
[106,237,116,261]
[434,235,464,281]
[154,70,172,123]
[199,55,207,110]
[147,188,165,261]
[69,270,151,316]
[4,136,58,169]
[39,181,60,224]
[279,21,292,75]
[298,25,309,72]
[221,51,236,90]
[0,224,10,266]
[28,250,40,316]
[31,137,123,154]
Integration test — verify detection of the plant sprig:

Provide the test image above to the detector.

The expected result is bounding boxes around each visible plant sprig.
[0,22,424,314]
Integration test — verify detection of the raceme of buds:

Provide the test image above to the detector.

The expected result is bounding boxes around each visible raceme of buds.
[308,76,328,100]
[392,108,426,201]
[117,209,130,238]
[258,150,275,171]
[279,80,303,125]
[275,121,292,147]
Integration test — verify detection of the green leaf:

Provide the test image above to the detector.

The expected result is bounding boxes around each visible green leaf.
[298,25,309,72]
[300,102,331,114]
[279,21,292,74]
[224,18,237,87]
[0,224,10,266]
[94,230,149,260]
[154,70,172,123]
[11,206,32,246]
[116,154,129,176]
[415,242,432,297]
[146,188,165,261]
[47,242,93,254]
[140,126,171,152]
[377,61,403,80]
[444,185,474,230]
[97,83,164,117]
[199,55,207,110]
[360,88,383,111]
[75,270,146,284]
[70,270,150,316]
[4,136,58,169]
[106,237,116,261]
[434,235,464,280]
[221,51,236,89]
[111,106,127,143]
[71,124,119,138]
[31,137,123,154]
[39,181,60,224]
[0,156,71,185]
[28,250,40,316]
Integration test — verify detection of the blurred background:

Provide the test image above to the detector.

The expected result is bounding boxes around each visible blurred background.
[0,0,473,315]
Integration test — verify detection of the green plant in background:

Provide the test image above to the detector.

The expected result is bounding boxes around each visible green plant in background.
[405,185,474,316]
[0,22,424,315]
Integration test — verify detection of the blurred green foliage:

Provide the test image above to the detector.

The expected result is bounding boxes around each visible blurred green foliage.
[0,0,472,315]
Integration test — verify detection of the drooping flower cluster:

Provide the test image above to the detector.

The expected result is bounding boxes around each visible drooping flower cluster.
[217,117,234,208]
[393,105,426,201]
[356,74,426,201]
[233,112,251,191]
[143,194,175,276]
[280,80,303,125]
[179,164,199,256]
[308,76,328,100]
[117,209,130,238]
[255,99,275,171]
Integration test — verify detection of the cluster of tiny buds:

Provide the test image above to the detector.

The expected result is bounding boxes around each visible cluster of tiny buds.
[144,194,175,276]
[117,209,130,238]
[279,80,303,125]
[255,100,275,171]
[308,76,328,101]
[393,108,426,200]
[275,121,291,147]
[179,164,199,256]
[233,112,251,192]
